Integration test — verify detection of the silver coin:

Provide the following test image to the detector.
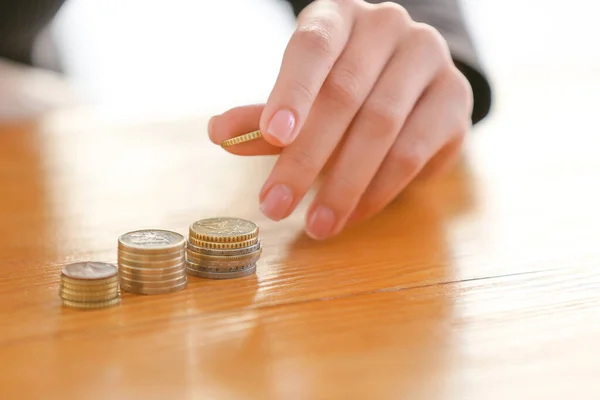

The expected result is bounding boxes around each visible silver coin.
[119,273,187,288]
[186,265,257,280]
[118,268,187,282]
[186,253,261,269]
[118,249,185,262]
[117,256,186,270]
[118,229,185,254]
[186,240,261,256]
[61,262,118,280]
[186,246,261,261]
[118,261,186,276]
[185,262,255,274]
[120,280,187,295]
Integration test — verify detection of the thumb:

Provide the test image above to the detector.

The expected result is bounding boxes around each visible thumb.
[208,104,282,156]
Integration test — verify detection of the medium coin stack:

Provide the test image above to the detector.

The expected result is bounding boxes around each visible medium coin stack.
[117,229,187,295]
[186,217,262,279]
[59,262,120,309]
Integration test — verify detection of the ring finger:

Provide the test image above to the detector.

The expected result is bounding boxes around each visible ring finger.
[349,70,472,224]
[304,31,444,239]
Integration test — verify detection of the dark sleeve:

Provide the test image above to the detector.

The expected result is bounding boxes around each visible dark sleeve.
[0,0,66,65]
[283,0,492,125]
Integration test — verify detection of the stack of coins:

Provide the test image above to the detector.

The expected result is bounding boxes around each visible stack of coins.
[117,229,187,295]
[186,217,262,279]
[59,262,120,309]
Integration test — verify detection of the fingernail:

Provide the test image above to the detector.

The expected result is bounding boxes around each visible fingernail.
[267,109,296,144]
[260,184,293,221]
[306,206,336,239]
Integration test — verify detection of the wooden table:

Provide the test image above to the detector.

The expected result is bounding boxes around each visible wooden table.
[1,66,600,399]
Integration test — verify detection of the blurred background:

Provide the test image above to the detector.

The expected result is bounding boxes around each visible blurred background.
[1,0,599,123]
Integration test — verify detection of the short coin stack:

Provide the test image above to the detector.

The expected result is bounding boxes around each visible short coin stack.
[186,217,262,279]
[117,229,187,294]
[59,262,120,309]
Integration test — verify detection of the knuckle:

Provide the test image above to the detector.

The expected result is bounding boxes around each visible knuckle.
[286,76,317,105]
[321,64,363,108]
[372,2,411,29]
[361,100,402,135]
[388,146,425,176]
[331,173,364,201]
[283,147,321,178]
[411,23,451,62]
[453,69,474,111]
[330,0,355,8]
[294,19,336,59]
[442,67,474,122]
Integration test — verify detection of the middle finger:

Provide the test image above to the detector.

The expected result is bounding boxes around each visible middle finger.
[259,15,400,221]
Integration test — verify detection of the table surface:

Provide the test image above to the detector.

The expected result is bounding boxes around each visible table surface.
[2,65,600,399]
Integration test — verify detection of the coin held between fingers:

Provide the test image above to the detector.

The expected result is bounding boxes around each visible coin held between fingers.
[220,130,263,148]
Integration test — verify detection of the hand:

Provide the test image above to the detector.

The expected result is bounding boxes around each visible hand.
[208,0,473,239]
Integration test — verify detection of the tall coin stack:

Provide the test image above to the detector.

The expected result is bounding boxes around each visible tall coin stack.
[186,217,262,279]
[59,262,120,309]
[117,229,187,295]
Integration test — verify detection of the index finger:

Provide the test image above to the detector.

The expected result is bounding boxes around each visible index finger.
[259,0,355,147]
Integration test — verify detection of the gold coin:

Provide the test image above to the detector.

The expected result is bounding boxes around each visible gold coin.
[118,229,185,254]
[188,236,259,249]
[220,129,262,148]
[59,285,119,296]
[59,291,119,303]
[189,217,258,243]
[186,240,261,256]
[61,297,120,310]
[59,280,120,292]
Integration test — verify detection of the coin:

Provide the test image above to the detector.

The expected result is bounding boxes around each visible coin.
[117,262,186,276]
[59,288,121,302]
[189,217,258,243]
[119,274,187,288]
[118,229,186,254]
[118,268,187,282]
[119,280,187,295]
[61,262,118,280]
[117,228,188,295]
[220,129,263,148]
[59,262,120,309]
[187,246,261,262]
[187,256,261,269]
[117,256,186,270]
[59,280,119,291]
[188,236,259,249]
[118,249,185,263]
[185,262,256,274]
[186,240,261,256]
[62,297,121,310]
[186,265,257,280]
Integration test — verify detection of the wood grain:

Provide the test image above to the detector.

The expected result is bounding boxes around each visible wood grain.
[1,71,600,399]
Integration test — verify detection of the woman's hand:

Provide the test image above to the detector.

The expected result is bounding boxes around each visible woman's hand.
[208,0,473,239]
